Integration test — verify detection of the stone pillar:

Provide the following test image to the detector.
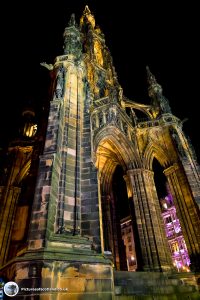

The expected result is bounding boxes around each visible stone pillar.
[171,126,200,209]
[0,186,21,265]
[0,146,32,266]
[101,194,112,253]
[127,169,173,272]
[180,156,200,209]
[164,163,200,272]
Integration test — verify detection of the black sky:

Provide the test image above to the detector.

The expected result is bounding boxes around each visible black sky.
[1,0,199,161]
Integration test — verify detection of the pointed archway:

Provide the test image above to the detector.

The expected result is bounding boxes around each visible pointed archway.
[94,127,138,270]
[144,140,200,272]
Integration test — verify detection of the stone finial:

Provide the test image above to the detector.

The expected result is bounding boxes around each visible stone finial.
[63,13,82,58]
[80,5,95,28]
[84,5,91,15]
[146,65,162,95]
[146,66,171,115]
[146,65,157,86]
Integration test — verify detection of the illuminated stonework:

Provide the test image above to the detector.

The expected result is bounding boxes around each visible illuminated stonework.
[161,194,190,272]
[0,5,200,299]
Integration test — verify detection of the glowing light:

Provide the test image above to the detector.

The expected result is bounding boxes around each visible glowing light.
[161,193,190,272]
[24,124,37,137]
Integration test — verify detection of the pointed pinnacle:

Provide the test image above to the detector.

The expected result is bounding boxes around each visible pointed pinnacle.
[84,5,91,15]
[146,65,157,85]
[68,13,76,27]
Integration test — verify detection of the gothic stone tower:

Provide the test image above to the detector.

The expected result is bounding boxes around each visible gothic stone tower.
[0,5,200,299]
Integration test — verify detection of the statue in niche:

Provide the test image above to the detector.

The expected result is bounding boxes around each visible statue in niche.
[108,108,116,123]
[94,40,103,66]
[54,65,65,99]
[109,86,118,102]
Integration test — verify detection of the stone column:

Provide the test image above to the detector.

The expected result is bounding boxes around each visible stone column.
[164,163,200,272]
[127,169,173,272]
[101,194,112,253]
[0,186,21,265]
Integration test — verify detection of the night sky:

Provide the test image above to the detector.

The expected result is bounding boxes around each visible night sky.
[1,1,199,162]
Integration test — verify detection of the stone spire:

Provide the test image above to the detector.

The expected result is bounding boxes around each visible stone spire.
[146,66,171,116]
[63,13,82,59]
[146,66,163,96]
[80,5,95,29]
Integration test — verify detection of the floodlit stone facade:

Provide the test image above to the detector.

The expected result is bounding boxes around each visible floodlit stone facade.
[0,5,200,299]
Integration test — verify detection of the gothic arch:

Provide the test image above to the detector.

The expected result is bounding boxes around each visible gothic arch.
[93,125,140,172]
[143,141,171,170]
[93,126,133,270]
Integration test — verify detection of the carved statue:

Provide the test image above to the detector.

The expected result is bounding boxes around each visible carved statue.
[107,107,117,123]
[54,65,65,99]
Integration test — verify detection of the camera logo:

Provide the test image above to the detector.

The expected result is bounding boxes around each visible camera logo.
[3,281,19,297]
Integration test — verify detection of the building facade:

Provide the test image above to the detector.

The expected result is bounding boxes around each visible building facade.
[121,216,137,271]
[161,192,190,272]
[0,6,200,299]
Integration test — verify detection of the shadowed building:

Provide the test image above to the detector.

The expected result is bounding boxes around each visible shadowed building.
[0,6,200,299]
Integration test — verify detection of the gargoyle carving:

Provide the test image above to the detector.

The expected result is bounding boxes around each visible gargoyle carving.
[40,62,54,71]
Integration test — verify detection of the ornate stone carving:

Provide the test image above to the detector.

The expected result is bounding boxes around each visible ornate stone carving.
[40,62,53,71]
[108,107,116,123]
[63,16,82,59]
[54,65,65,99]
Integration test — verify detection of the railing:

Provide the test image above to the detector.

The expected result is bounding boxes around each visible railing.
[137,114,179,129]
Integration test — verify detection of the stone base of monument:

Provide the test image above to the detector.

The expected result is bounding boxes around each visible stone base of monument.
[114,271,200,299]
[0,238,114,300]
